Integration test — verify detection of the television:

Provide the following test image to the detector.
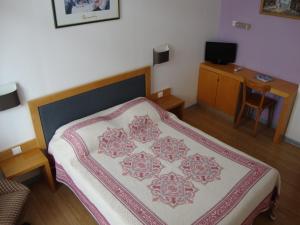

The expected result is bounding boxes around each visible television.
[205,42,237,65]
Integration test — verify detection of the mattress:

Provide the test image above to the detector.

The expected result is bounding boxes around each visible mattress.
[49,97,280,225]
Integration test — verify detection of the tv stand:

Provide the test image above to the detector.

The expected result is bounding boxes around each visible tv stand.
[197,62,298,144]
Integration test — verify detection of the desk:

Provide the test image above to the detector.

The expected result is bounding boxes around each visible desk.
[199,62,298,143]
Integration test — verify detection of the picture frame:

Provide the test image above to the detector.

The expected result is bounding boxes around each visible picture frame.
[51,0,120,28]
[260,0,300,20]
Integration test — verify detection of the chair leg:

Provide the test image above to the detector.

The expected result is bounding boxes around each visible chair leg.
[268,105,275,128]
[246,107,251,119]
[235,104,246,128]
[253,109,262,136]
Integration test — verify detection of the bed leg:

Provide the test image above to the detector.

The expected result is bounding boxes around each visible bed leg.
[269,201,278,221]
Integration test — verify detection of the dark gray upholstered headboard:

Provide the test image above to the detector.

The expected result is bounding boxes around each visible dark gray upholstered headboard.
[39,75,145,147]
[28,66,151,150]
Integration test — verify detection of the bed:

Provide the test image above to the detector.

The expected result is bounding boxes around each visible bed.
[28,66,280,225]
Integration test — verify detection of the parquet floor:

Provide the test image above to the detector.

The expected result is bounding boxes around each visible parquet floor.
[19,105,300,225]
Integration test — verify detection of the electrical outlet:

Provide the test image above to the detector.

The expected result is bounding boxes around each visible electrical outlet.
[11,146,22,155]
[157,91,164,98]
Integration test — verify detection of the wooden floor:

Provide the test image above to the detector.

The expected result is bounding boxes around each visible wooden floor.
[19,105,300,225]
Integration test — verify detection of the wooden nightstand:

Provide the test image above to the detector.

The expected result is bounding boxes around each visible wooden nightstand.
[149,88,185,119]
[0,148,55,191]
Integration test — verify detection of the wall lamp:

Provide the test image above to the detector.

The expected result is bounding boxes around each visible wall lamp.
[153,44,170,66]
[0,82,20,111]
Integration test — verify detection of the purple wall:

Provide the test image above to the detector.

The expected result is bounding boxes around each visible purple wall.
[218,0,300,84]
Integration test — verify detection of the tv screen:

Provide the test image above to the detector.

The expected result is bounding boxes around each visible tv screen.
[205,42,237,65]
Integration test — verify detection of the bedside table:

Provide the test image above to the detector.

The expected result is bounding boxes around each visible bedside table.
[149,88,185,119]
[0,148,55,191]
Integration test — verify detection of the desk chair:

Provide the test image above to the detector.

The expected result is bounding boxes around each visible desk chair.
[235,79,277,136]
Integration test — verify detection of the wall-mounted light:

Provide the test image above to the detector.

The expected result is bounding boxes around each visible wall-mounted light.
[0,82,20,111]
[153,44,170,65]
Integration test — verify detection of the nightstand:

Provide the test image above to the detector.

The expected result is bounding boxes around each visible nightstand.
[149,88,185,119]
[0,148,55,191]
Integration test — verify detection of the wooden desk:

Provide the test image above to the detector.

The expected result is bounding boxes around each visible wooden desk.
[199,62,298,143]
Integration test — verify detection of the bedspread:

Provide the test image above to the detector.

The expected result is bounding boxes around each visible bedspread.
[49,97,280,225]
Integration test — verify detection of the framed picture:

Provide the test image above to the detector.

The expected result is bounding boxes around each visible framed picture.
[51,0,120,28]
[260,0,300,20]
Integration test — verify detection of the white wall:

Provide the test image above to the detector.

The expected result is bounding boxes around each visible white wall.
[0,0,221,150]
[286,88,300,143]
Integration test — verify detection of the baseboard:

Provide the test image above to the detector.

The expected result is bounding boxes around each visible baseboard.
[0,169,42,187]
[194,103,235,123]
[13,169,42,185]
[284,137,300,148]
[19,172,42,188]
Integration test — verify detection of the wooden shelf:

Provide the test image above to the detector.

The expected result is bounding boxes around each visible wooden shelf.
[0,148,55,191]
[149,89,184,119]
[155,95,184,111]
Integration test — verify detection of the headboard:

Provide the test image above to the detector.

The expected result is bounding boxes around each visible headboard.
[28,66,151,150]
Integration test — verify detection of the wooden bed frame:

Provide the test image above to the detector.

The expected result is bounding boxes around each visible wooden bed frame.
[28,66,151,151]
[26,66,279,225]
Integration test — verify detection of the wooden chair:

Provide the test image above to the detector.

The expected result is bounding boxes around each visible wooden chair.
[235,78,277,136]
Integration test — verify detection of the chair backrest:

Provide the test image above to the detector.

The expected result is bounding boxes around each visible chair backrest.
[242,78,271,109]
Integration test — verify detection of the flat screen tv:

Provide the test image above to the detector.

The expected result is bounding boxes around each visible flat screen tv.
[205,42,237,65]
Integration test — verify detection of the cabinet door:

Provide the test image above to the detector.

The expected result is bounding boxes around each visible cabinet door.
[197,68,219,107]
[215,75,240,116]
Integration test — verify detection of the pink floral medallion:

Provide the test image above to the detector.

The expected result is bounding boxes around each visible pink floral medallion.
[120,151,164,181]
[148,172,198,208]
[151,136,189,162]
[129,115,161,143]
[98,128,136,158]
[180,153,223,185]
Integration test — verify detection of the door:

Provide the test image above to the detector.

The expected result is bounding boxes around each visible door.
[197,68,219,107]
[215,74,240,116]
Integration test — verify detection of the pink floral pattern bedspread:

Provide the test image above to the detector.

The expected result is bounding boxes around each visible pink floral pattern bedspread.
[49,97,280,225]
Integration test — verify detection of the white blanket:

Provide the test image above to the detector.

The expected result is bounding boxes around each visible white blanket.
[49,97,280,225]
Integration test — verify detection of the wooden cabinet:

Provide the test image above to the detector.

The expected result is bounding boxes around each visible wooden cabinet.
[215,74,241,116]
[197,66,240,117]
[197,69,219,107]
